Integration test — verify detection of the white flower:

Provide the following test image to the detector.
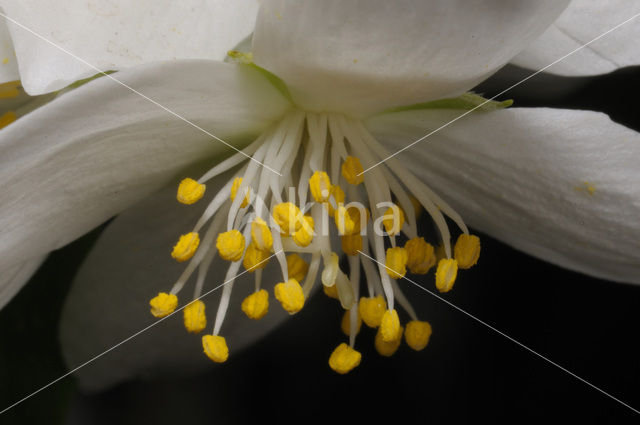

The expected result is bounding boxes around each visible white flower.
[0,0,639,389]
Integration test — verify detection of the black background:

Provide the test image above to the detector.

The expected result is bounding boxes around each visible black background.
[1,65,639,424]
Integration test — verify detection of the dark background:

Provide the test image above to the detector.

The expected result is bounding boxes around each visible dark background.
[1,65,639,424]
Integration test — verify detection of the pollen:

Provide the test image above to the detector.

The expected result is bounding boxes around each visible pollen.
[273,202,303,235]
[341,310,362,336]
[341,234,363,256]
[341,156,364,185]
[382,206,405,236]
[274,278,305,314]
[183,300,207,333]
[454,234,481,269]
[171,232,200,262]
[405,237,436,274]
[359,296,387,328]
[323,283,339,299]
[149,292,178,318]
[327,184,345,215]
[216,230,245,262]
[202,334,229,363]
[385,247,408,279]
[405,320,432,351]
[241,289,269,320]
[286,253,309,282]
[243,243,270,272]
[251,217,273,251]
[380,309,402,342]
[176,178,205,205]
[334,205,366,235]
[292,215,314,247]
[328,343,361,374]
[309,170,332,202]
[435,258,458,293]
[230,177,250,208]
[375,325,403,357]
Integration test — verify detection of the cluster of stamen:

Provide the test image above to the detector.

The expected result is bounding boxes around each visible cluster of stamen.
[148,111,480,373]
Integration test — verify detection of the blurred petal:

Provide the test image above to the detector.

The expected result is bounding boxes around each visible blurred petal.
[0,14,19,84]
[0,60,290,300]
[60,180,290,392]
[512,0,640,76]
[0,254,46,309]
[0,0,260,94]
[366,107,640,283]
[253,0,569,116]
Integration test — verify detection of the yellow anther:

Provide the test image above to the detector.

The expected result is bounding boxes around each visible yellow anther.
[405,320,432,351]
[286,253,309,282]
[0,80,20,99]
[230,177,250,208]
[216,230,245,262]
[0,111,17,129]
[202,334,229,363]
[250,217,273,251]
[241,289,269,320]
[341,156,364,185]
[171,232,200,262]
[454,234,481,269]
[375,325,404,357]
[292,215,314,247]
[274,278,305,314]
[385,247,408,279]
[358,296,387,328]
[149,292,178,318]
[309,170,332,202]
[176,178,205,205]
[382,206,405,236]
[328,343,361,374]
[435,258,458,293]
[340,310,362,336]
[404,237,436,274]
[243,243,270,272]
[327,185,345,215]
[380,309,402,342]
[341,234,363,256]
[323,283,339,299]
[183,300,206,333]
[272,202,303,235]
[334,206,366,235]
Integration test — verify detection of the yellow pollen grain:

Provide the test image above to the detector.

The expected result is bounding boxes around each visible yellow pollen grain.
[216,229,245,262]
[292,215,314,247]
[202,334,229,363]
[0,111,16,129]
[274,278,305,314]
[230,177,250,208]
[405,237,436,274]
[309,170,332,202]
[575,181,596,196]
[328,343,361,374]
[385,247,408,279]
[358,296,387,328]
[273,202,303,235]
[405,320,432,351]
[435,258,458,293]
[375,325,403,357]
[241,289,269,320]
[341,234,363,256]
[171,232,200,262]
[243,243,270,272]
[176,178,205,205]
[341,310,362,336]
[341,156,364,185]
[380,309,402,342]
[382,206,405,236]
[286,253,308,282]
[149,292,178,318]
[251,217,273,251]
[183,300,207,333]
[334,205,366,236]
[454,234,481,269]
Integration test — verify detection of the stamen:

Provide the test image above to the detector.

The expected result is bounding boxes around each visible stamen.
[341,234,363,256]
[251,217,273,251]
[216,229,245,262]
[286,253,309,282]
[274,278,305,314]
[309,170,332,202]
[454,234,481,269]
[341,310,362,336]
[405,237,436,274]
[230,177,250,208]
[273,202,303,235]
[292,215,314,247]
[385,247,408,279]
[380,309,402,342]
[358,295,387,328]
[341,156,364,185]
[177,178,206,205]
[171,232,200,262]
[183,300,207,333]
[375,325,403,357]
[202,335,229,363]
[405,321,432,351]
[435,258,458,293]
[382,205,405,236]
[328,343,361,374]
[149,292,178,318]
[241,289,269,320]
[243,243,270,272]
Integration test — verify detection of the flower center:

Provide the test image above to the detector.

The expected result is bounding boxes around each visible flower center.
[149,110,480,373]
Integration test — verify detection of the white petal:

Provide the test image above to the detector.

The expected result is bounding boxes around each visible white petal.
[512,0,640,76]
[365,108,640,283]
[60,181,291,392]
[0,254,46,309]
[252,0,569,116]
[0,13,19,84]
[0,0,260,94]
[0,60,289,294]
